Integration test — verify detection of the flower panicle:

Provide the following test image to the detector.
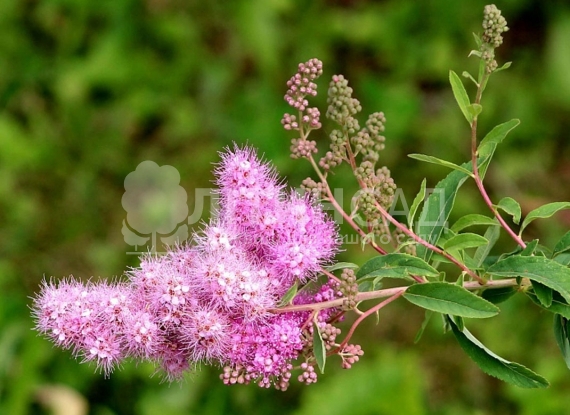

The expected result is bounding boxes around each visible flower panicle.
[32,144,355,390]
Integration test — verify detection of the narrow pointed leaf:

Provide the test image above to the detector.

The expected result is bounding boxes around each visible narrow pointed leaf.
[414,310,434,344]
[488,256,570,303]
[324,262,359,272]
[277,282,298,307]
[443,233,489,251]
[482,286,517,304]
[403,282,499,318]
[496,197,522,225]
[356,253,439,281]
[478,119,521,155]
[520,239,539,256]
[448,317,549,388]
[554,231,570,257]
[477,119,520,178]
[554,253,570,266]
[408,178,427,229]
[554,314,570,369]
[451,214,498,233]
[472,32,482,48]
[415,166,471,262]
[532,280,553,307]
[312,321,326,374]
[452,315,465,331]
[462,71,478,86]
[408,154,474,176]
[494,61,512,73]
[358,280,375,293]
[449,70,473,124]
[527,291,570,319]
[520,202,570,234]
[474,222,500,267]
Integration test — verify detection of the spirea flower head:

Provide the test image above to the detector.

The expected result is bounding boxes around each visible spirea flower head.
[32,144,344,388]
[215,146,285,245]
[33,278,132,376]
[268,192,339,284]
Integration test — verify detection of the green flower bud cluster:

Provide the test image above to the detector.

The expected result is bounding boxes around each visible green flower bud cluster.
[481,4,509,73]
[320,323,342,350]
[339,268,358,310]
[482,4,508,48]
[354,163,397,236]
[351,112,386,163]
[319,129,345,170]
[355,188,386,235]
[326,75,362,125]
[355,163,396,209]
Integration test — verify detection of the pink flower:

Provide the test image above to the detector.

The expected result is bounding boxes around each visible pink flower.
[32,144,343,386]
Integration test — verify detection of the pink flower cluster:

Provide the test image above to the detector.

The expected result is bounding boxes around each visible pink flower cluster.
[33,146,341,389]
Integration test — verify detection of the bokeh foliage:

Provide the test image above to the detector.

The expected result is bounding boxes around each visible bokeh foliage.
[1,0,570,413]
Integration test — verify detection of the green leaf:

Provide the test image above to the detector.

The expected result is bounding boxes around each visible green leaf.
[467,103,482,119]
[478,120,520,155]
[403,282,499,318]
[481,286,517,304]
[414,310,433,344]
[496,197,522,225]
[469,49,483,58]
[358,280,376,293]
[532,280,553,307]
[477,119,520,179]
[553,231,570,257]
[527,291,570,319]
[462,71,478,86]
[474,222,500,267]
[324,262,359,272]
[553,314,570,370]
[312,321,326,374]
[520,202,570,235]
[520,239,539,256]
[472,32,482,48]
[277,282,298,307]
[449,70,473,124]
[408,178,427,229]
[443,233,489,251]
[415,166,471,263]
[554,252,570,266]
[452,314,465,331]
[448,317,549,388]
[408,154,474,177]
[451,214,498,233]
[356,253,439,281]
[494,61,512,73]
[488,256,570,303]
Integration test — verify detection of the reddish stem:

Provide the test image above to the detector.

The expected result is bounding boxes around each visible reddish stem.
[269,278,518,314]
[470,74,526,249]
[373,201,485,284]
[336,290,404,352]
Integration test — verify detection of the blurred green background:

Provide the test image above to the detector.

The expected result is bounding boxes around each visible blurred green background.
[2,0,570,414]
